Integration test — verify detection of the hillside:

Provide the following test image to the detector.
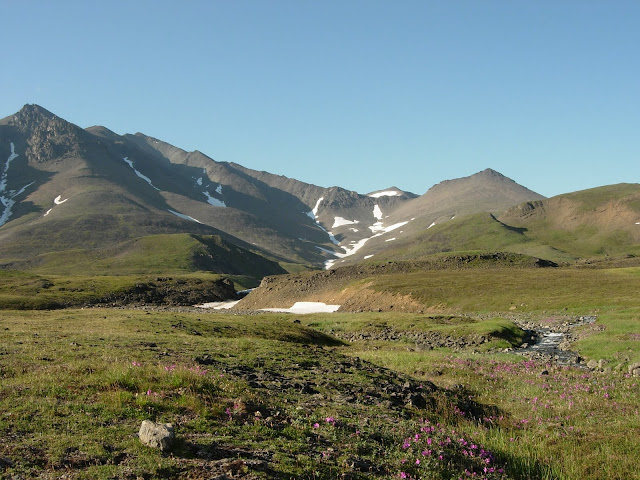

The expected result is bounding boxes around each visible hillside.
[324,169,546,267]
[499,183,640,260]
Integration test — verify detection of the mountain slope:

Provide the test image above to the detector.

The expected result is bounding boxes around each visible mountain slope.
[498,183,640,259]
[321,169,546,267]
[1,104,557,275]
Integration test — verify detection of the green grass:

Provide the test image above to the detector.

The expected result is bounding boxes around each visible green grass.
[351,349,640,480]
[0,271,254,309]
[0,309,517,479]
[373,213,544,262]
[1,262,640,479]
[367,267,640,313]
[20,233,286,278]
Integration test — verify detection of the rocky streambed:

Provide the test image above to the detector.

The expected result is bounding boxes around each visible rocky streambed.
[513,315,598,367]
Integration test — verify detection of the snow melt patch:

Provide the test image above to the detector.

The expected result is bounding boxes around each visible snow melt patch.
[370,220,409,234]
[196,300,241,309]
[364,255,374,259]
[373,204,383,220]
[385,237,396,242]
[203,191,226,207]
[1,143,35,227]
[332,216,359,228]
[261,302,340,314]
[43,194,69,217]
[307,196,324,220]
[427,222,436,229]
[168,209,202,223]
[368,190,401,198]
[123,157,159,190]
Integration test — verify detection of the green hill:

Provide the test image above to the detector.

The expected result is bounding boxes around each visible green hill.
[499,183,640,260]
[2,233,286,278]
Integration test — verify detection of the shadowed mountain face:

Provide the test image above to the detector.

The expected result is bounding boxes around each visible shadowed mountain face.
[0,104,559,275]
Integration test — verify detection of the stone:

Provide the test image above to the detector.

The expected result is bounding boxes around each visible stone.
[586,360,599,370]
[627,362,640,375]
[138,420,175,451]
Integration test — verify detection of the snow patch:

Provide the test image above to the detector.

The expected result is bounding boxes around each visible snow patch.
[123,157,160,190]
[368,190,401,198]
[314,222,340,246]
[196,177,203,186]
[370,220,409,234]
[42,194,69,217]
[306,196,324,220]
[168,209,202,223]
[216,184,223,195]
[349,228,359,232]
[1,143,35,227]
[196,300,241,309]
[636,222,640,225]
[364,255,374,259]
[261,302,340,314]
[332,216,359,228]
[373,204,383,220]
[427,222,436,229]
[385,237,396,242]
[203,191,226,207]
[326,230,340,245]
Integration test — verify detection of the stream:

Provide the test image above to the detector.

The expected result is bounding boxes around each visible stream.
[515,315,597,366]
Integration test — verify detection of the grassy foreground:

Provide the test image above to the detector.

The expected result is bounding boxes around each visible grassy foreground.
[1,266,639,479]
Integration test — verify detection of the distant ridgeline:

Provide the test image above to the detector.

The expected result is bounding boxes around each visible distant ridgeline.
[0,104,638,278]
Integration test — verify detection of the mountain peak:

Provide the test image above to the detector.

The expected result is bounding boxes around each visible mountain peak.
[476,168,506,179]
[14,104,57,122]
[19,103,55,115]
[9,104,59,131]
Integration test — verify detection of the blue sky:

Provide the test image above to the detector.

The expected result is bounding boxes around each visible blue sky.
[2,0,638,197]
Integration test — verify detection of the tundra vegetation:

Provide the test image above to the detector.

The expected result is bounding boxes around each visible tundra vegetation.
[0,264,639,479]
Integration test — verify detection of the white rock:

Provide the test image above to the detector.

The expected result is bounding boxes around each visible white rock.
[138,420,175,451]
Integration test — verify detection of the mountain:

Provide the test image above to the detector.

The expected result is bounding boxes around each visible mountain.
[0,104,549,276]
[321,168,546,267]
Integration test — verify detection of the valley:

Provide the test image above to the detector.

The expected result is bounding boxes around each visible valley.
[0,104,639,479]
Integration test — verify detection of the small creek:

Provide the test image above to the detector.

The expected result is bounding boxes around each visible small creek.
[515,315,597,366]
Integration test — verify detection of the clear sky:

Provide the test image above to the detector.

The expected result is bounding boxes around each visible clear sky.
[2,0,638,197]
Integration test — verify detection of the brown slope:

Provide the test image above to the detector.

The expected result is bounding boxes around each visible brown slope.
[498,183,640,259]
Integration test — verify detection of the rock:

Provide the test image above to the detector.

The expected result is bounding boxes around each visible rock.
[586,360,599,370]
[627,362,640,375]
[138,420,175,451]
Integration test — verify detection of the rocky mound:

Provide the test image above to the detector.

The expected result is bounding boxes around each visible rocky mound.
[98,276,238,307]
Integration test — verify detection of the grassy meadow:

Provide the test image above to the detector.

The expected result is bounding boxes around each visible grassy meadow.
[0,265,639,479]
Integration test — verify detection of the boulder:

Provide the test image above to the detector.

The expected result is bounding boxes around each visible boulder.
[586,359,599,370]
[138,420,175,451]
[628,362,640,376]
